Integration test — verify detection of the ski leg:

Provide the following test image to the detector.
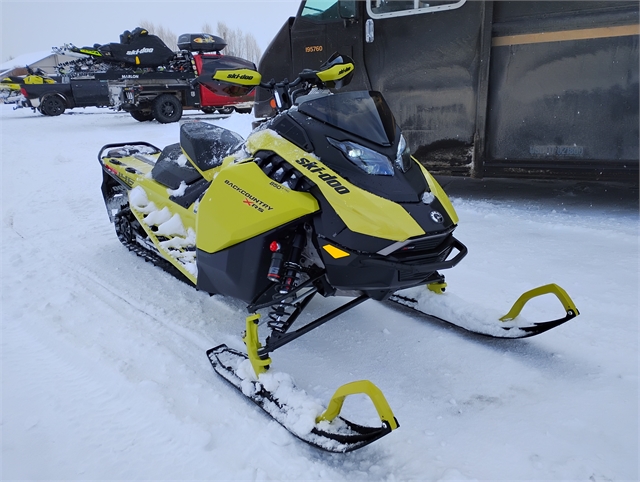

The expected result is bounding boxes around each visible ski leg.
[427,281,447,294]
[242,314,271,375]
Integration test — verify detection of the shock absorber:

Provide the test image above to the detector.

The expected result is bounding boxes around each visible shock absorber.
[267,240,284,283]
[265,231,306,334]
[280,231,305,295]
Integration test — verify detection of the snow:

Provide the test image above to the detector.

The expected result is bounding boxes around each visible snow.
[2,104,638,480]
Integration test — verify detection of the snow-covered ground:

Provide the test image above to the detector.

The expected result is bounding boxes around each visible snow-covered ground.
[1,104,638,481]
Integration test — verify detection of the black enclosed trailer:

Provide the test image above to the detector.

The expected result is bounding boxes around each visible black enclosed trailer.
[256,1,639,182]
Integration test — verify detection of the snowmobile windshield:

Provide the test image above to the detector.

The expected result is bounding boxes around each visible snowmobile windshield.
[297,91,396,147]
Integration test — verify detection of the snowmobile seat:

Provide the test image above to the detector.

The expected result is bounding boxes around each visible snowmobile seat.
[180,122,244,173]
[151,143,203,190]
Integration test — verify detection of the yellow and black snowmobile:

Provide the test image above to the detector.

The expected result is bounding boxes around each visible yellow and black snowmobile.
[98,54,579,452]
[0,68,55,104]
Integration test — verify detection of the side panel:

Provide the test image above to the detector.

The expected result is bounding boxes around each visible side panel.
[70,80,110,106]
[196,160,319,253]
[195,221,302,303]
[485,1,639,180]
[195,233,269,302]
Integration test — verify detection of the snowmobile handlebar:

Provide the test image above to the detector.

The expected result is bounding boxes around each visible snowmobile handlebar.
[259,61,354,113]
[212,53,355,113]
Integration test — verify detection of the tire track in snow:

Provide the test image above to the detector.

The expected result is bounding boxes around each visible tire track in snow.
[3,227,377,479]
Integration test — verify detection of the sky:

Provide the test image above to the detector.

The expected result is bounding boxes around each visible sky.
[0,0,301,63]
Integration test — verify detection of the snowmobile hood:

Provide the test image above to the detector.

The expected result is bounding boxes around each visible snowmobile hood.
[245,129,425,242]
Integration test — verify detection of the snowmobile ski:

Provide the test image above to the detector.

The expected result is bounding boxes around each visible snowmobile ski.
[389,283,579,339]
[207,344,398,453]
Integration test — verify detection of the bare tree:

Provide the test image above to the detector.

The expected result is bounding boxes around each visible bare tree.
[134,20,259,60]
[201,22,214,35]
[138,21,178,51]
[216,21,262,64]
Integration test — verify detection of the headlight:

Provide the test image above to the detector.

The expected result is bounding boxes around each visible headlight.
[395,135,412,173]
[327,137,394,176]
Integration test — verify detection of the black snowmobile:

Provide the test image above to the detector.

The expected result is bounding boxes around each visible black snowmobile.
[66,27,176,68]
[98,54,579,452]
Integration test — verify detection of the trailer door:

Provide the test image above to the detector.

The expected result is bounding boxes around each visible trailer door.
[361,1,485,175]
[290,0,370,90]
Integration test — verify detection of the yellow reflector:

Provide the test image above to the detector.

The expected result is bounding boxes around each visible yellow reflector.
[322,244,350,259]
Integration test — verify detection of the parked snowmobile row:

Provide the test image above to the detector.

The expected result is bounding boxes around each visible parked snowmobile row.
[14,28,255,122]
[97,54,579,452]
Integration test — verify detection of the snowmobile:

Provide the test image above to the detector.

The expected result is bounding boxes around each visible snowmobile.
[98,54,579,452]
[55,29,226,77]
[0,67,56,105]
[63,27,176,70]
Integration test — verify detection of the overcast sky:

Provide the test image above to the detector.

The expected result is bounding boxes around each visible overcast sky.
[1,0,301,63]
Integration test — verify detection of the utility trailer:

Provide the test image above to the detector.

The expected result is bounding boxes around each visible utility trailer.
[255,1,639,182]
[20,30,256,122]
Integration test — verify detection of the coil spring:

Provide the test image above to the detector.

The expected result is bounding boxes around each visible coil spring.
[267,259,306,333]
[267,300,297,333]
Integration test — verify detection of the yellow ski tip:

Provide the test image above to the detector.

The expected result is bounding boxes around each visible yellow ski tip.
[316,380,399,431]
[500,283,579,322]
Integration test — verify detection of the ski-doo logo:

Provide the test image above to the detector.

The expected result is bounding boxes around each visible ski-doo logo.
[126,47,154,55]
[224,179,273,213]
[294,157,350,194]
[225,73,254,81]
[338,66,352,75]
